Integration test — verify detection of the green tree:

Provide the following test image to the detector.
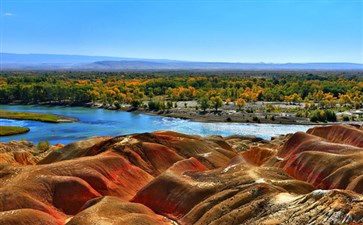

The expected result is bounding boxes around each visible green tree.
[199,96,210,112]
[211,96,223,112]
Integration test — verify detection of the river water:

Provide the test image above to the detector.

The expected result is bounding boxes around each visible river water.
[0,105,314,144]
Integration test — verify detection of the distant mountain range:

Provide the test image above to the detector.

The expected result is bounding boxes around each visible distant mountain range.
[1,53,362,71]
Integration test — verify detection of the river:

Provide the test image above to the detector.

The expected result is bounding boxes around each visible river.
[0,105,314,144]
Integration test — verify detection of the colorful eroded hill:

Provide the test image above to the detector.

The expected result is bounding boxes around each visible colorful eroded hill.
[1,125,363,224]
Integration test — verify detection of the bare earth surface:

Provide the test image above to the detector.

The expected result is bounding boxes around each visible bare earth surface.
[122,101,360,125]
[1,125,363,224]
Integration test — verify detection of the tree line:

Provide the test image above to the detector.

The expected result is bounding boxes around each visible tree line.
[1,71,363,110]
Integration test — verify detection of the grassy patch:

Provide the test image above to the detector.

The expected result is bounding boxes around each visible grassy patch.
[0,110,73,123]
[0,126,30,136]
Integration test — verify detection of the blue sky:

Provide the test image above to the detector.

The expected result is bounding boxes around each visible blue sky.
[1,0,362,63]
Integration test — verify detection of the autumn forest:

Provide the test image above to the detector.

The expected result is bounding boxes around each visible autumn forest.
[1,71,363,123]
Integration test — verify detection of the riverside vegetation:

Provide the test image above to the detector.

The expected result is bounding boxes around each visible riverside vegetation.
[0,110,76,123]
[1,71,363,123]
[0,109,76,137]
[0,126,30,136]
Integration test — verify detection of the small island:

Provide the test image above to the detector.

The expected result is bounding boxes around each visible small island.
[0,126,30,136]
[0,110,77,137]
[0,110,77,123]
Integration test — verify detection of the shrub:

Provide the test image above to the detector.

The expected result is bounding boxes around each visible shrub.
[324,109,337,122]
[266,104,275,112]
[310,110,325,122]
[37,140,50,152]
[246,108,254,113]
[342,115,350,121]
[114,102,121,109]
[252,116,260,123]
[310,114,318,122]
[295,111,304,117]
[148,101,165,111]
[148,101,156,110]
[309,109,336,122]
[271,115,275,121]
[166,101,173,109]
[131,100,141,108]
[160,102,166,110]
[354,101,361,109]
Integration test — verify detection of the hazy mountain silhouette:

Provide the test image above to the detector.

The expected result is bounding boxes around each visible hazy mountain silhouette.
[1,53,362,71]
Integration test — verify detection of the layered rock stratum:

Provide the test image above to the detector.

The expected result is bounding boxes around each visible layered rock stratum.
[1,125,363,224]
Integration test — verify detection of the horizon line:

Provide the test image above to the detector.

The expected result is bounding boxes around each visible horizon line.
[1,52,362,65]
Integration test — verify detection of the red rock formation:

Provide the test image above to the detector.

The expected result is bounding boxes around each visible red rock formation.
[40,131,236,172]
[0,209,63,225]
[242,146,276,166]
[308,124,363,147]
[0,131,238,224]
[0,140,38,165]
[132,158,210,219]
[38,136,111,164]
[66,196,174,225]
[0,151,154,224]
[1,128,363,224]
[276,127,363,193]
[0,151,37,165]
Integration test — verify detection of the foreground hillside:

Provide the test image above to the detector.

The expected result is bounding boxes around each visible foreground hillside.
[1,125,363,224]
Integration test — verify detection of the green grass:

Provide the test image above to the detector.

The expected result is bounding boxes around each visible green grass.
[0,126,30,136]
[0,110,72,123]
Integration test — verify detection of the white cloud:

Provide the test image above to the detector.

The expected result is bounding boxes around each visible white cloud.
[4,13,13,16]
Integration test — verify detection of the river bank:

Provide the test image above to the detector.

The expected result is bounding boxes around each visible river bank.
[129,107,317,125]
[84,101,323,125]
[124,104,348,126]
[4,101,358,126]
[0,104,316,144]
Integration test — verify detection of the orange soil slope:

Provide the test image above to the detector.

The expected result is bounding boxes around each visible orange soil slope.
[276,125,363,193]
[1,127,363,224]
